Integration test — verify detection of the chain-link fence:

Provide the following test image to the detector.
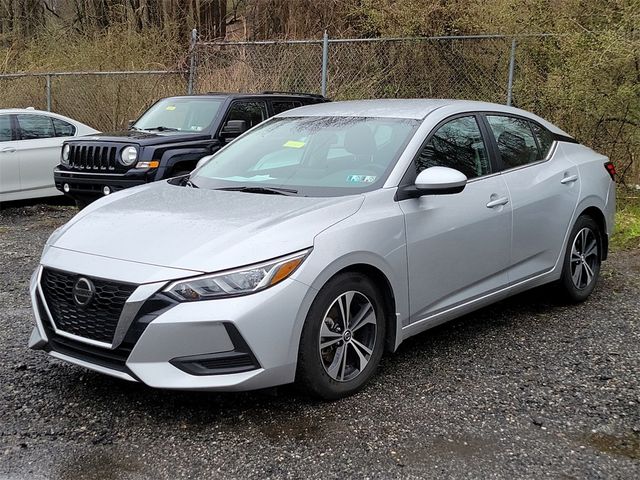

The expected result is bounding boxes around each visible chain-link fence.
[1,32,638,182]
[0,71,188,131]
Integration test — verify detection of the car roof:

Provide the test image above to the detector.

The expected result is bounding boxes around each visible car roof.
[0,108,49,114]
[276,99,568,135]
[169,92,326,101]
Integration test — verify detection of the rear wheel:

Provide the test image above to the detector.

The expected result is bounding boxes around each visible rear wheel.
[297,272,386,400]
[558,215,602,302]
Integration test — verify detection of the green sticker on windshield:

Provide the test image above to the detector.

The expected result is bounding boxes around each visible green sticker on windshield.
[166,105,176,111]
[283,140,305,148]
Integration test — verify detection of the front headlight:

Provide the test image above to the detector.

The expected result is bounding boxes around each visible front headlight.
[164,249,310,301]
[120,146,138,166]
[61,144,70,165]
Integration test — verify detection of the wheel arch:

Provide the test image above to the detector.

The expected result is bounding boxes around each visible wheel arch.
[331,263,398,353]
[577,205,608,260]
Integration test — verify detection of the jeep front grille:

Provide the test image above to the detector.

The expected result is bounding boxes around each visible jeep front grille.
[68,144,119,171]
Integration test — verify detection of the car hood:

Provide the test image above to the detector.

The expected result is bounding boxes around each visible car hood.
[50,182,364,274]
[70,131,212,146]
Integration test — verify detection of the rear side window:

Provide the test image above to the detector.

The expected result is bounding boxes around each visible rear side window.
[486,115,540,168]
[16,114,55,140]
[0,115,11,141]
[52,118,76,137]
[272,100,302,114]
[530,122,555,159]
[225,101,267,129]
[416,115,490,179]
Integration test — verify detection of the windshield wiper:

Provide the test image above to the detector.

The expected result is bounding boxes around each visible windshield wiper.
[141,126,179,132]
[215,186,298,196]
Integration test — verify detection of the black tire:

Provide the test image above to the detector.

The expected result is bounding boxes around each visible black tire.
[297,272,386,400]
[558,215,602,302]
[74,198,89,210]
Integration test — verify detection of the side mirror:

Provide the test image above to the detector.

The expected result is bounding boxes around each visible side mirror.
[220,119,247,139]
[398,166,467,200]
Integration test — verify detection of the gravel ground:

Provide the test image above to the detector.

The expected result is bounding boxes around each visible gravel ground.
[0,201,639,480]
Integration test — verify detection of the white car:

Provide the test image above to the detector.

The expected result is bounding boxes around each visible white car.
[0,109,97,202]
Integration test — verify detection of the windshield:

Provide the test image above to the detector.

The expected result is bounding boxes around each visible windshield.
[133,97,223,133]
[191,116,419,196]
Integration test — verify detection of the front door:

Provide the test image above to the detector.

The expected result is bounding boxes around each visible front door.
[0,114,20,197]
[399,115,512,322]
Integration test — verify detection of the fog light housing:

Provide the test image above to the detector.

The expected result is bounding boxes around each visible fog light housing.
[63,183,70,193]
[103,186,111,195]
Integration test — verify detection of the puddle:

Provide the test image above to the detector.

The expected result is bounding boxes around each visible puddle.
[258,414,329,442]
[54,449,150,480]
[395,435,500,467]
[584,432,640,460]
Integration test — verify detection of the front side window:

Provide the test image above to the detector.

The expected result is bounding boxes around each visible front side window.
[415,116,490,179]
[133,97,223,133]
[224,101,268,129]
[0,115,12,141]
[486,115,540,168]
[192,116,419,197]
[16,114,54,140]
[52,118,76,137]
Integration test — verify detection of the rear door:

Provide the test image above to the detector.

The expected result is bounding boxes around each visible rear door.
[0,114,20,197]
[399,114,512,321]
[483,114,580,283]
[15,114,68,195]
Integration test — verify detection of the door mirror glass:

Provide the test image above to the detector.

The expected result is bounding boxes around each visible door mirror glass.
[221,119,248,139]
[414,166,467,195]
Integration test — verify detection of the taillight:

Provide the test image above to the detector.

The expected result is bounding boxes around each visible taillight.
[604,161,616,181]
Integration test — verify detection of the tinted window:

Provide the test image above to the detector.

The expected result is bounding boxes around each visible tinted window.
[272,100,302,114]
[52,118,76,137]
[486,115,539,168]
[530,122,554,158]
[416,116,490,179]
[0,115,11,141]
[17,114,55,140]
[225,101,267,129]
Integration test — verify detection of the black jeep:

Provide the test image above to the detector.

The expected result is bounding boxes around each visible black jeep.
[54,92,328,207]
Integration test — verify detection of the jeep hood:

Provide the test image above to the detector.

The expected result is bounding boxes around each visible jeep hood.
[49,182,364,274]
[71,130,212,146]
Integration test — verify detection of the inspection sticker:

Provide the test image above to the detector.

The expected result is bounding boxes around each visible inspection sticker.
[347,175,377,183]
[165,105,176,111]
[283,140,305,148]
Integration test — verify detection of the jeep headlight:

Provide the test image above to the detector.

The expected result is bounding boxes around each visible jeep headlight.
[120,146,138,166]
[61,144,70,166]
[164,250,310,301]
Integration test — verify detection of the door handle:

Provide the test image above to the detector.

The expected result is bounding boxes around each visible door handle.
[560,174,578,184]
[486,196,509,208]
[0,147,16,154]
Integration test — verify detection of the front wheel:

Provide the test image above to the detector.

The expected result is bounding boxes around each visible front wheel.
[297,272,386,400]
[558,215,602,302]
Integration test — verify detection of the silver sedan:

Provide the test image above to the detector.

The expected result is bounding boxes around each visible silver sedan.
[29,99,616,399]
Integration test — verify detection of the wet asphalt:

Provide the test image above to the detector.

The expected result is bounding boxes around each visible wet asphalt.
[0,201,638,479]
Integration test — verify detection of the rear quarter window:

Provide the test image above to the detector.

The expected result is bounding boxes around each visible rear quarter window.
[530,122,555,159]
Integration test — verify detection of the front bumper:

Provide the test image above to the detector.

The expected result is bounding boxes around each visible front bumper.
[54,169,151,199]
[29,262,315,391]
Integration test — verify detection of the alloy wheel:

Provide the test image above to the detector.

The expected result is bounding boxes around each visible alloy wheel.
[318,291,377,382]
[570,227,599,289]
